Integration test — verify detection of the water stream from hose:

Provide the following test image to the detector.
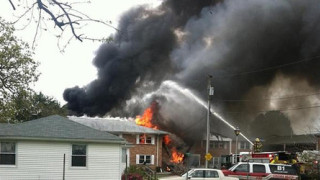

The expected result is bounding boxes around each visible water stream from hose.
[163,80,253,145]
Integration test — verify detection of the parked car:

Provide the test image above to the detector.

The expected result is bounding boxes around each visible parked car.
[159,168,239,180]
[222,162,299,180]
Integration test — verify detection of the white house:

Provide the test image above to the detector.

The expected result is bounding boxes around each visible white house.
[0,115,127,180]
[68,116,168,171]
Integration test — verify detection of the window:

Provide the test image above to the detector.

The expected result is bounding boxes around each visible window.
[72,145,86,167]
[140,134,151,144]
[136,134,154,144]
[209,141,214,149]
[205,170,219,178]
[219,142,227,149]
[253,164,266,173]
[240,142,250,149]
[189,154,200,167]
[122,148,127,163]
[140,155,150,164]
[211,141,226,149]
[0,142,16,165]
[234,164,249,172]
[136,154,154,165]
[214,142,219,148]
[191,170,204,177]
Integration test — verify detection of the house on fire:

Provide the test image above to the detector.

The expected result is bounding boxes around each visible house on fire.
[69,116,169,171]
[0,115,127,180]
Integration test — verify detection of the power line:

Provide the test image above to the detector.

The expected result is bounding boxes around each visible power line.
[221,104,320,114]
[212,55,320,79]
[215,92,320,102]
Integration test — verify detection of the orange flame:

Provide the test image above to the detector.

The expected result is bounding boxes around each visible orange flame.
[164,135,184,164]
[163,135,171,145]
[166,166,171,171]
[135,107,158,129]
[170,147,184,163]
[135,104,184,164]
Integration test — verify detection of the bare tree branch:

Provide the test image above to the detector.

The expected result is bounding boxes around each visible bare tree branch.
[7,0,117,50]
[11,3,37,24]
[36,0,63,30]
[32,8,42,48]
[51,0,82,41]
[8,0,16,10]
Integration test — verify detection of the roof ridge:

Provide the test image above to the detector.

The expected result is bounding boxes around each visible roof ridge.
[68,115,131,121]
[0,115,126,143]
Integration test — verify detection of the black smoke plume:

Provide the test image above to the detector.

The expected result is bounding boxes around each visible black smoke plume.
[64,0,320,138]
[63,0,217,116]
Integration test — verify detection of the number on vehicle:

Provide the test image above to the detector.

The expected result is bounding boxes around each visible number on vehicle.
[277,166,285,171]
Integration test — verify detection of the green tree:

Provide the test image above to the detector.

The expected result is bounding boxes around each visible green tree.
[13,91,67,122]
[1,89,68,123]
[0,17,39,97]
[30,92,68,120]
[0,18,67,123]
[0,17,39,123]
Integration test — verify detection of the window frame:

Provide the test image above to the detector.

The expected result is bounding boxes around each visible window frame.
[209,141,214,149]
[121,148,127,163]
[189,154,200,167]
[240,141,250,149]
[234,164,249,172]
[253,164,266,173]
[136,154,154,165]
[219,142,227,149]
[136,134,155,145]
[190,170,204,178]
[71,144,87,168]
[0,142,16,166]
[205,170,219,178]
[214,142,219,148]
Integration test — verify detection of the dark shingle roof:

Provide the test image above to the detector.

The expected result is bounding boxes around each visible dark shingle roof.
[68,116,168,135]
[0,115,125,144]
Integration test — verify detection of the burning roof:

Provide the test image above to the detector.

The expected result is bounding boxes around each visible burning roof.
[68,116,168,135]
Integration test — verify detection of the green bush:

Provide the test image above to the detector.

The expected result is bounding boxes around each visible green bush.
[123,166,146,179]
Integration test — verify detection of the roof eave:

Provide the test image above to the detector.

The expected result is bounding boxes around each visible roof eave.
[0,136,127,144]
[102,131,169,135]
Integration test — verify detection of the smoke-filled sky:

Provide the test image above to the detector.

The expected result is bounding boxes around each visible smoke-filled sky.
[64,0,320,138]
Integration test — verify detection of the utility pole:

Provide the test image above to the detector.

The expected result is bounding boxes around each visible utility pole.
[234,127,241,164]
[205,75,214,168]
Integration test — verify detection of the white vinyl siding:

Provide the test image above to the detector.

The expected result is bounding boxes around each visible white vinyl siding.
[0,141,122,180]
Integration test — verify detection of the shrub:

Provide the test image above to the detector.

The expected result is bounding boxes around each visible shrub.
[121,173,143,180]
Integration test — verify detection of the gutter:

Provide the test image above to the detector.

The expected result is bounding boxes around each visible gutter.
[0,136,127,144]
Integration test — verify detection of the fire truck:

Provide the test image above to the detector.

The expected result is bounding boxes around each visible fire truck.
[220,151,296,169]
[222,162,299,180]
[221,152,300,179]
